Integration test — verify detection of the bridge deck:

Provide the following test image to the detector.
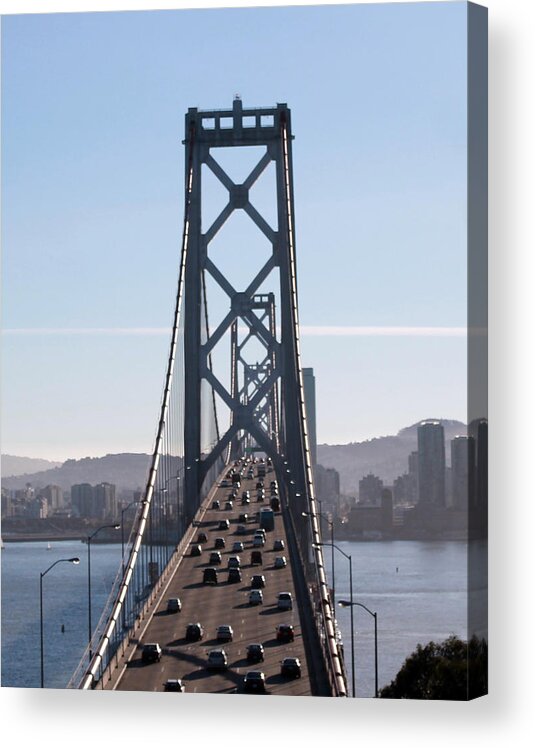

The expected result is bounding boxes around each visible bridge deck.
[115,461,313,696]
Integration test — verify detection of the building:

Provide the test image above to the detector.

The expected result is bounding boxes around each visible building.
[451,435,476,509]
[344,488,393,538]
[358,473,384,505]
[94,482,117,520]
[302,368,317,467]
[71,483,94,518]
[315,465,340,513]
[417,421,446,506]
[40,484,64,510]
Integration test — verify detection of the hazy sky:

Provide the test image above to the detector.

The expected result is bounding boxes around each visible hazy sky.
[1,2,469,460]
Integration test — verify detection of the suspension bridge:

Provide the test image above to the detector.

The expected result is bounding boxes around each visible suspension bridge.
[67,99,348,696]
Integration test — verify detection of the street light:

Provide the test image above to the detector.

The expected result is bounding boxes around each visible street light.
[339,600,379,698]
[40,557,80,688]
[87,523,120,659]
[314,541,355,697]
[303,509,335,605]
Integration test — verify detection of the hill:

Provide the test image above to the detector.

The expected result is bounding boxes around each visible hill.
[1,455,63,478]
[317,419,467,494]
[1,453,151,494]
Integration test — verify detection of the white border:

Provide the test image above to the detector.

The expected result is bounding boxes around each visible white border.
[1,1,534,747]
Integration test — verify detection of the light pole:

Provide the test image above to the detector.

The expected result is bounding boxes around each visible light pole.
[87,523,120,659]
[40,557,80,688]
[314,541,355,697]
[303,509,335,604]
[339,599,379,698]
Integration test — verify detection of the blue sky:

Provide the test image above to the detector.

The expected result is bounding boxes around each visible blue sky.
[1,2,469,459]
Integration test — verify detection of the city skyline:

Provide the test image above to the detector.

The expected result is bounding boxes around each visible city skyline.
[2,2,469,460]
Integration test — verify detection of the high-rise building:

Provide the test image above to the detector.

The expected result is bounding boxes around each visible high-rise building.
[41,484,64,510]
[451,435,476,509]
[71,483,94,518]
[417,421,445,506]
[94,482,117,520]
[302,368,317,467]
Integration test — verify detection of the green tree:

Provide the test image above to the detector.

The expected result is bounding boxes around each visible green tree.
[379,635,487,700]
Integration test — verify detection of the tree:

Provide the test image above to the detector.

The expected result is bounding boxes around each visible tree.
[379,634,487,700]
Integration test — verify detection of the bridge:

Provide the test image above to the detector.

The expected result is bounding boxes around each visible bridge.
[67,100,348,697]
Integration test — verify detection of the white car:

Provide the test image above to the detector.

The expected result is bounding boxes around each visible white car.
[248,589,263,605]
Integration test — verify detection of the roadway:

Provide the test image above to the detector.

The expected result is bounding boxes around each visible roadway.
[115,458,312,696]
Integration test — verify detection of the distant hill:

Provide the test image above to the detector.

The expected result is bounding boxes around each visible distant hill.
[1,455,63,478]
[317,419,467,494]
[1,453,151,494]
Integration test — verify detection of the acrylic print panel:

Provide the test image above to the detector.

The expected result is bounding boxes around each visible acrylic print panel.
[1,1,487,700]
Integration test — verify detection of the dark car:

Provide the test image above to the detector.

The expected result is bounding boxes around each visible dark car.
[250,574,266,589]
[225,501,234,511]
[190,544,202,557]
[250,550,263,566]
[270,497,280,512]
[197,531,208,543]
[280,657,301,679]
[166,597,182,613]
[238,513,248,524]
[211,500,220,510]
[236,524,247,535]
[246,643,265,663]
[214,537,226,549]
[164,679,185,692]
[218,519,230,531]
[185,623,204,641]
[243,671,266,693]
[276,624,294,643]
[207,649,228,671]
[216,625,233,643]
[227,567,242,584]
[209,551,222,565]
[141,643,162,663]
[203,567,218,585]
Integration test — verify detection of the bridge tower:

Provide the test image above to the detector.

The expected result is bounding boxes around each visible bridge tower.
[182,99,314,554]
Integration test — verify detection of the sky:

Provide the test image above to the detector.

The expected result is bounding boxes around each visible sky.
[1,1,469,460]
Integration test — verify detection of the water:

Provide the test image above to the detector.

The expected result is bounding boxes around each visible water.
[1,539,486,695]
[1,540,123,688]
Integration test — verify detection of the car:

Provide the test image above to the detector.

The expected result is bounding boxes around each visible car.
[280,657,301,679]
[238,513,248,524]
[250,550,263,566]
[236,524,247,535]
[214,537,226,549]
[241,496,250,505]
[216,625,233,642]
[164,679,185,692]
[273,539,285,551]
[209,551,222,565]
[203,567,218,584]
[255,528,267,539]
[274,556,287,569]
[211,500,220,510]
[166,597,182,613]
[256,482,264,490]
[232,541,244,552]
[197,531,208,543]
[246,643,265,663]
[253,535,265,548]
[270,497,280,511]
[225,501,234,511]
[141,643,162,663]
[276,624,294,643]
[270,480,277,489]
[218,519,230,530]
[256,491,265,501]
[247,470,254,480]
[250,574,266,589]
[227,567,242,583]
[243,671,266,693]
[207,649,228,671]
[227,555,241,569]
[220,479,230,488]
[277,592,293,610]
[190,544,202,557]
[248,589,263,605]
[242,491,250,500]
[185,622,204,641]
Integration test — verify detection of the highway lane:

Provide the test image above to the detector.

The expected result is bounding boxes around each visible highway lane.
[116,459,313,696]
